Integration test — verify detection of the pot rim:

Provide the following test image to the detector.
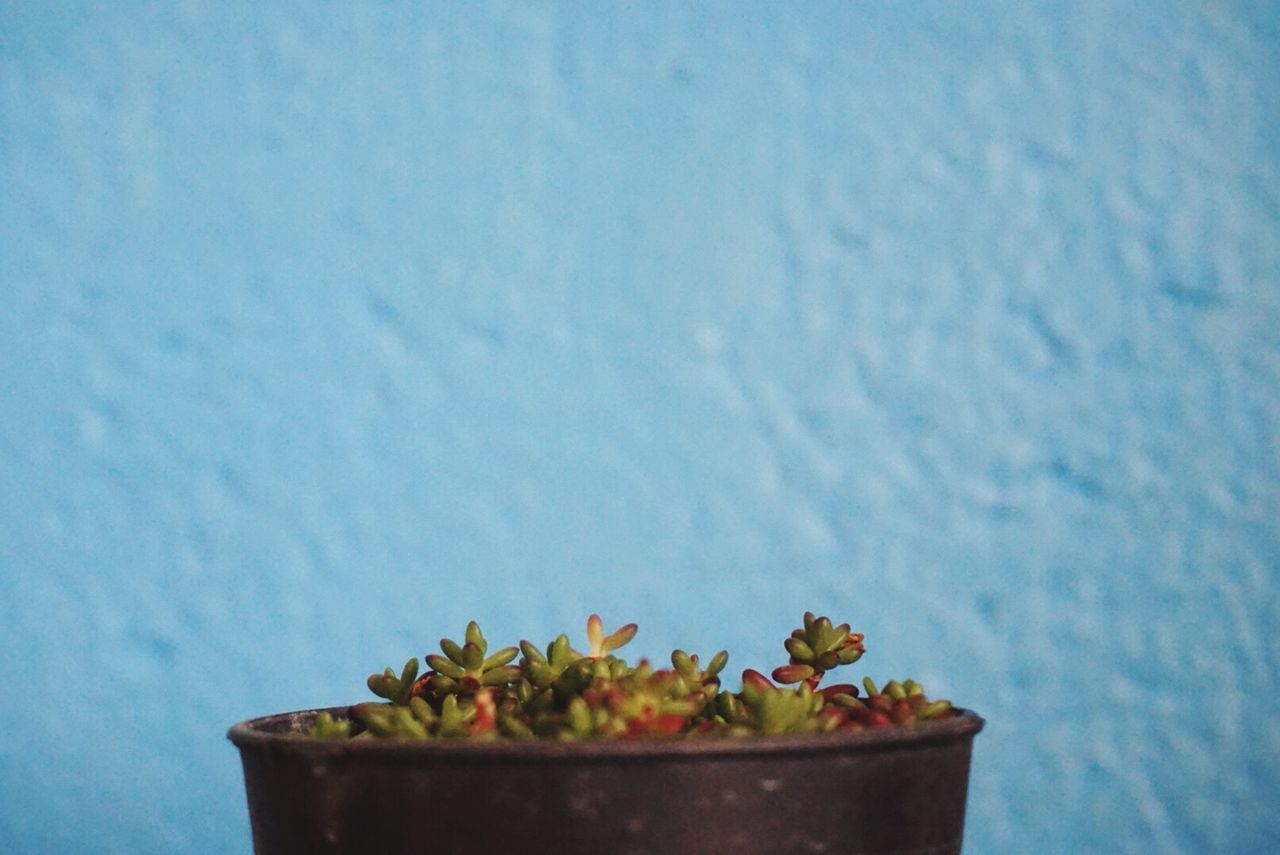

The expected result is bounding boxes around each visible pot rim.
[228,705,983,761]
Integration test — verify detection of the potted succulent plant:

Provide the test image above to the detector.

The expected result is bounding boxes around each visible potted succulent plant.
[229,612,983,854]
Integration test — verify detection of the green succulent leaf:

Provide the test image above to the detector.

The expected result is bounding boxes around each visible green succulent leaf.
[310,711,350,739]
[440,638,466,666]
[426,654,463,679]
[483,646,519,670]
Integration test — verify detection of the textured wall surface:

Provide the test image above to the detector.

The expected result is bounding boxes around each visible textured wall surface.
[2,2,1278,853]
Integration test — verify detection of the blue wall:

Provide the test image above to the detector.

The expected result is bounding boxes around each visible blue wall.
[2,2,1278,852]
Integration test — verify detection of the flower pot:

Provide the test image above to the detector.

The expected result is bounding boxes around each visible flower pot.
[229,706,982,854]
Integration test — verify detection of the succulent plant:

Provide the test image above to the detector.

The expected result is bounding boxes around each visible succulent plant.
[772,612,865,687]
[313,612,956,741]
[420,621,522,698]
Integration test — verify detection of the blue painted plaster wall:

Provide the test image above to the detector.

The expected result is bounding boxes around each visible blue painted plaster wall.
[2,2,1278,852]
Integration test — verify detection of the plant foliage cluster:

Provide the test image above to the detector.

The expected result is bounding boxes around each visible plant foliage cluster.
[311,613,955,741]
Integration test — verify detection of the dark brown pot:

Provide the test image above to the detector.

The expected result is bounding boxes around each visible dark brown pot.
[229,706,983,855]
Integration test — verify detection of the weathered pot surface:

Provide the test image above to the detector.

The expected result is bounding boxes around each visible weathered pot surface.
[230,706,983,855]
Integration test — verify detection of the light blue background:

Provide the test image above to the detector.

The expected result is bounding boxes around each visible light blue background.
[2,2,1278,852]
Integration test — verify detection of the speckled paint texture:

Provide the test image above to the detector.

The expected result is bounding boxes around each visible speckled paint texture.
[2,2,1278,853]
